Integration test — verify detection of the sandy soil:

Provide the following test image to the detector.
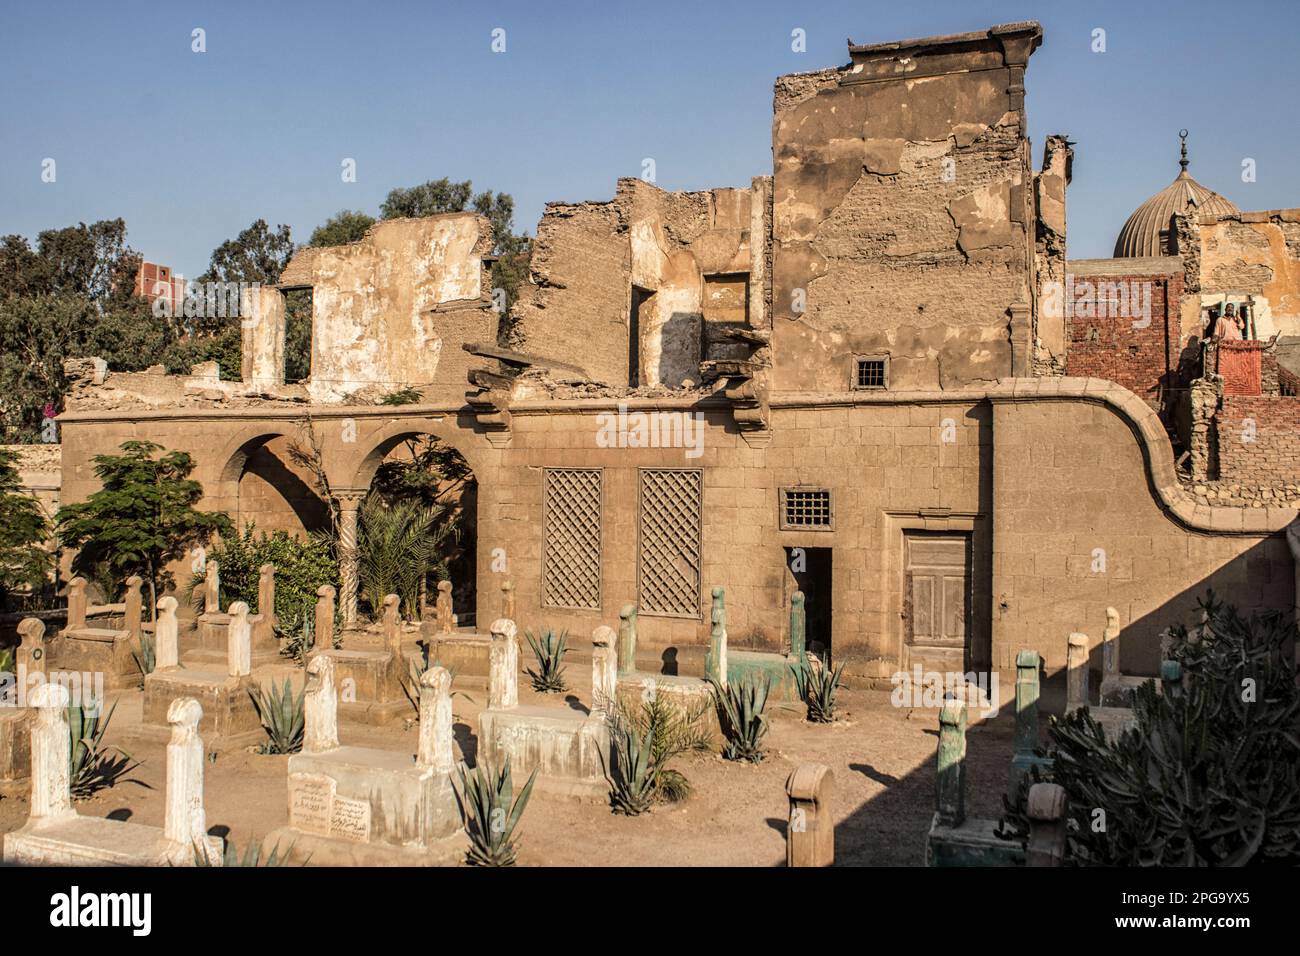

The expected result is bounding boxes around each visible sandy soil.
[0,664,1016,867]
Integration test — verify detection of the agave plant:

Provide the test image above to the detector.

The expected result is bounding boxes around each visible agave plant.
[524,628,568,693]
[68,700,138,799]
[193,837,300,867]
[358,496,457,620]
[132,632,157,680]
[709,674,771,763]
[457,761,538,867]
[792,658,846,723]
[604,689,710,814]
[605,719,655,815]
[280,603,315,664]
[249,678,305,754]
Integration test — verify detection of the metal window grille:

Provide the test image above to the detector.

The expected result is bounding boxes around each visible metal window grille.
[637,469,702,617]
[780,488,832,530]
[855,358,887,389]
[542,468,602,609]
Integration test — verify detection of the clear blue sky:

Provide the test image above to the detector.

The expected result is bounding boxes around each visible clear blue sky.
[2,0,1297,278]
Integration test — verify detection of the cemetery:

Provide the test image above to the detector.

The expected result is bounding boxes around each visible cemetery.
[0,17,1297,870]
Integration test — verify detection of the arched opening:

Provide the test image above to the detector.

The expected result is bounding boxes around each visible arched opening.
[229,434,330,537]
[354,433,477,625]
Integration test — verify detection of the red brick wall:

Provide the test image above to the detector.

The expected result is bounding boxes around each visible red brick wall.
[1064,271,1181,407]
[1217,342,1263,396]
[133,261,186,314]
[1215,395,1300,483]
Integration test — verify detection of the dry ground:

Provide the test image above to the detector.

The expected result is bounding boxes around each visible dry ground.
[0,660,1017,867]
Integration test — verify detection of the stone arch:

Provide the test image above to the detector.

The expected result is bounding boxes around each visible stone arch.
[338,417,484,626]
[337,416,488,494]
[213,422,329,536]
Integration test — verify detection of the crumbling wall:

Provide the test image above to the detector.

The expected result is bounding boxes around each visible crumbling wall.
[509,193,632,385]
[770,23,1044,392]
[1033,135,1072,372]
[278,215,497,403]
[1190,209,1300,340]
[1215,395,1300,486]
[510,178,762,388]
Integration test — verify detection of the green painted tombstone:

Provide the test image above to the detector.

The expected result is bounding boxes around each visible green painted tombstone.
[1160,659,1183,699]
[935,695,967,828]
[789,590,807,668]
[1008,649,1050,796]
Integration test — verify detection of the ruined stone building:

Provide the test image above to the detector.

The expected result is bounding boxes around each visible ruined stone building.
[52,21,1299,688]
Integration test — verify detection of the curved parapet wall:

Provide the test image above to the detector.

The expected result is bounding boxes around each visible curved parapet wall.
[984,378,1298,535]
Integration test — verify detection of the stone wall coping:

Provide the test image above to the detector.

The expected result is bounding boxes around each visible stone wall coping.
[54,378,1298,536]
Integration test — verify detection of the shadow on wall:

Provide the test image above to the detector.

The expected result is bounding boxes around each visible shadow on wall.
[239,443,331,535]
[656,311,704,387]
[823,552,1293,866]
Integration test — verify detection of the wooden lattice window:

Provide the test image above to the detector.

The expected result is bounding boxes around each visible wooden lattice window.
[542,468,602,610]
[637,468,702,618]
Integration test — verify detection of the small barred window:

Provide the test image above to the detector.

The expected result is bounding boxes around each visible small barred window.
[780,488,832,530]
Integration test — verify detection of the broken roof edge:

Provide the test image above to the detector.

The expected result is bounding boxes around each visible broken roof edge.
[846,20,1042,55]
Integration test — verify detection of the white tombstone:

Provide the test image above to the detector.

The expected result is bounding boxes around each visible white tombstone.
[227,602,252,678]
[417,666,454,773]
[591,625,618,712]
[204,561,220,615]
[156,596,180,670]
[303,654,339,754]
[164,698,209,852]
[28,683,73,822]
[488,618,518,710]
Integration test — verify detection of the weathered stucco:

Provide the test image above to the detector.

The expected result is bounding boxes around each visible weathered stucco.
[770,23,1043,393]
[510,178,765,388]
[278,215,497,403]
[1189,209,1300,340]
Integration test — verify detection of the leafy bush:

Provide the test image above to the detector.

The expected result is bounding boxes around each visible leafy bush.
[249,678,305,754]
[191,525,337,637]
[1000,593,1300,865]
[524,628,568,693]
[69,700,138,799]
[457,761,537,867]
[710,674,771,763]
[604,689,711,814]
[793,658,846,723]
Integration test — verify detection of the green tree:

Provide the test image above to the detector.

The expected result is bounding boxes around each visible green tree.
[0,220,166,440]
[198,219,294,286]
[357,496,457,620]
[309,210,375,248]
[56,440,230,610]
[0,449,51,606]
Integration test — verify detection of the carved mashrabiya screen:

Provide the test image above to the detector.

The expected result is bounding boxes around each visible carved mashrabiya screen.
[542,468,602,609]
[637,468,702,617]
